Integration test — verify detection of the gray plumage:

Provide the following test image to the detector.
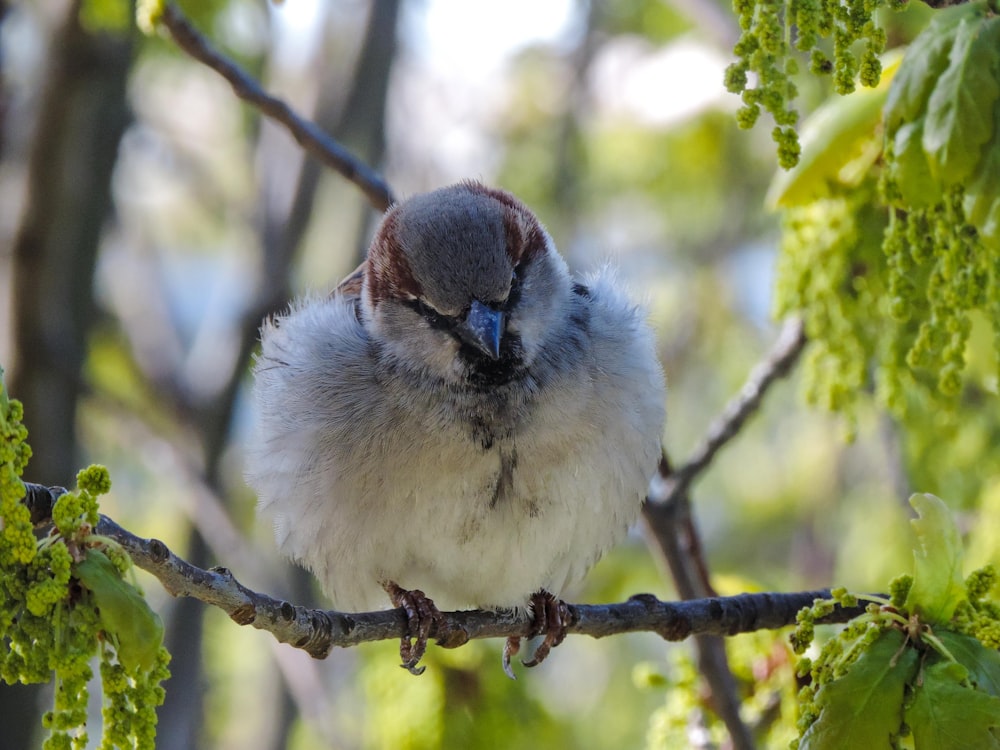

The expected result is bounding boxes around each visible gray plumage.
[245,182,665,612]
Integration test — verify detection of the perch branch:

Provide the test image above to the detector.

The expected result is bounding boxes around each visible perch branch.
[24,483,863,661]
[156,2,395,212]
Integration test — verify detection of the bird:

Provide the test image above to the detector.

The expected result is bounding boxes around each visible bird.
[245,181,665,675]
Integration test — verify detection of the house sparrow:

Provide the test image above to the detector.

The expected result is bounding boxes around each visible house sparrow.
[245,181,665,675]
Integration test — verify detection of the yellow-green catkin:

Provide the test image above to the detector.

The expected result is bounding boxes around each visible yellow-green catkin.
[725,0,895,167]
[0,371,170,750]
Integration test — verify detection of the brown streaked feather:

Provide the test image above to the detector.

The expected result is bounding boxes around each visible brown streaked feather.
[334,261,366,299]
[335,182,542,308]
[365,207,423,306]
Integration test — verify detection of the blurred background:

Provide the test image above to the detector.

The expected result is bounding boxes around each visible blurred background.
[0,0,971,747]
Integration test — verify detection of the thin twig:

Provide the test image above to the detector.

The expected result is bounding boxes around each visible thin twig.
[642,318,807,750]
[23,484,863,662]
[156,2,395,213]
[655,317,807,506]
[643,453,757,750]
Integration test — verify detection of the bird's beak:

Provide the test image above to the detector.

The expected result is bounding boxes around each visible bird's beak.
[459,299,504,360]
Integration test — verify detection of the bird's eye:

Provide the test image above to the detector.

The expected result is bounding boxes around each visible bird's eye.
[404,298,450,331]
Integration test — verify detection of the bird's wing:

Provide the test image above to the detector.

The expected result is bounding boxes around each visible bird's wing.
[334,260,367,299]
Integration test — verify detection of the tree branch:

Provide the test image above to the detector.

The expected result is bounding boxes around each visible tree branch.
[24,483,864,662]
[642,317,807,750]
[155,2,395,213]
[653,317,807,507]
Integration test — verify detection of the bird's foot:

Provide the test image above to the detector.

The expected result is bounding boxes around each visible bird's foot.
[382,581,443,675]
[502,590,570,679]
[522,590,570,667]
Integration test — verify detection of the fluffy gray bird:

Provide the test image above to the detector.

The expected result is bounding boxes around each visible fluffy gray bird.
[246,181,665,674]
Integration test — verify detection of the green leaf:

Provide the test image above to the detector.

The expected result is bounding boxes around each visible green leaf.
[975,195,1000,252]
[767,52,902,209]
[922,13,1000,185]
[963,101,1000,251]
[884,2,982,132]
[887,119,942,209]
[906,660,1000,750]
[75,549,164,672]
[799,629,919,750]
[936,630,1000,698]
[905,493,967,624]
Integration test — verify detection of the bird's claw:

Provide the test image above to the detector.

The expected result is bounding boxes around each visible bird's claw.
[522,590,569,667]
[502,635,521,680]
[501,590,570,678]
[383,581,442,675]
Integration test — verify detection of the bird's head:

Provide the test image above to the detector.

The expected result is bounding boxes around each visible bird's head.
[362,181,571,386]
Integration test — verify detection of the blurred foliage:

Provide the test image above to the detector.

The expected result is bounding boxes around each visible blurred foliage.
[4,0,1000,747]
[601,0,694,41]
[79,0,132,32]
[644,631,799,748]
